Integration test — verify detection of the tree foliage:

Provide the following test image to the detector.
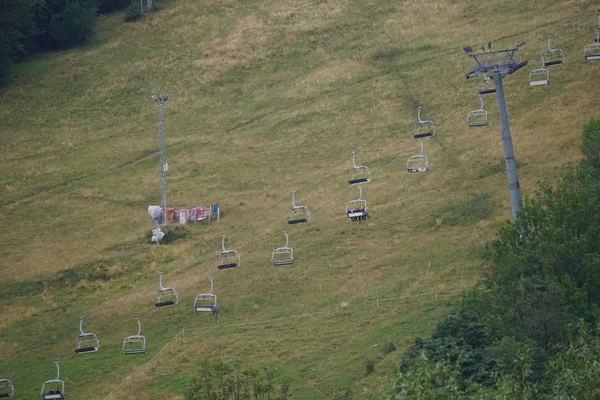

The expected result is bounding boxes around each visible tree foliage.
[186,359,293,400]
[46,0,98,48]
[0,0,38,83]
[0,0,172,85]
[97,0,130,14]
[385,119,600,398]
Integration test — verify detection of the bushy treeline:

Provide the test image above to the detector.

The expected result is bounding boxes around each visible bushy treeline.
[0,0,146,85]
[383,119,600,398]
[186,359,293,400]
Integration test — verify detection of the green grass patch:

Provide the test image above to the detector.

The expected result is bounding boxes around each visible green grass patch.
[431,194,495,227]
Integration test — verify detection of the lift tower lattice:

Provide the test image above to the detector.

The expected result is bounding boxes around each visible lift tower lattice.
[152,94,169,227]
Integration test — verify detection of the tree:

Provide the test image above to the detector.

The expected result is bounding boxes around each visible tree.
[0,0,38,83]
[186,359,292,400]
[47,0,98,48]
[389,119,600,398]
[98,0,131,14]
[581,118,600,169]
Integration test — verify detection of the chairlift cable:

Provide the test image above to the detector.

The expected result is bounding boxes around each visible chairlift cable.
[5,93,498,393]
[0,103,439,400]
[33,13,598,326]
[11,306,158,384]
[238,94,475,259]
[1,89,448,368]
[4,9,597,387]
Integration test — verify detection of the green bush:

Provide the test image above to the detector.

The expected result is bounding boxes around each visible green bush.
[371,45,403,62]
[145,225,188,244]
[383,341,396,354]
[0,0,38,84]
[364,359,375,376]
[186,359,292,400]
[48,1,97,48]
[581,118,600,168]
[0,0,177,86]
[124,1,143,22]
[387,120,600,398]
[0,36,11,86]
[98,0,131,14]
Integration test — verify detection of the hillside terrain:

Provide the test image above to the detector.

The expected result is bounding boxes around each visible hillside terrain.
[1,0,599,398]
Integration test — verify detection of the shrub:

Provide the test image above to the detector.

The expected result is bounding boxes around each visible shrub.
[581,118,600,168]
[364,359,375,376]
[186,359,292,400]
[0,38,10,86]
[371,45,403,61]
[48,1,98,48]
[146,225,188,244]
[98,0,131,14]
[0,0,37,84]
[124,1,143,22]
[383,341,396,354]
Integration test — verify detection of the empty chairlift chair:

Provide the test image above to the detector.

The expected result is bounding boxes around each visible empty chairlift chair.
[348,151,371,185]
[414,105,436,139]
[122,317,147,355]
[193,276,219,323]
[406,139,429,173]
[466,94,488,127]
[287,191,310,225]
[75,316,99,354]
[0,379,14,399]
[346,184,369,222]
[218,234,240,270]
[155,271,179,307]
[528,55,550,86]
[479,73,496,96]
[271,231,294,266]
[40,361,65,400]
[584,15,600,61]
[542,35,565,67]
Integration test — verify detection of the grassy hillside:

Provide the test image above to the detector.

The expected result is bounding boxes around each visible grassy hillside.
[1,0,599,398]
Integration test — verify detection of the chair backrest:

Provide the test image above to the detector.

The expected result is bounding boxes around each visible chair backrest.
[0,379,14,399]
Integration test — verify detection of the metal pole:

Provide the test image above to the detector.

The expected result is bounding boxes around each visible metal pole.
[153,95,168,227]
[492,72,522,220]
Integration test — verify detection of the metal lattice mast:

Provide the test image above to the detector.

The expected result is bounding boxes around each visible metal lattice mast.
[152,94,169,226]
[463,42,528,220]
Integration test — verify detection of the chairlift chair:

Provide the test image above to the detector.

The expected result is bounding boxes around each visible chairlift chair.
[122,317,147,355]
[287,191,310,224]
[414,105,436,139]
[542,35,565,67]
[155,271,179,307]
[193,276,219,323]
[0,379,14,399]
[40,361,65,400]
[218,234,240,269]
[75,316,99,354]
[271,231,294,266]
[479,73,496,96]
[466,94,489,127]
[584,26,600,61]
[346,184,369,222]
[348,151,371,185]
[406,140,429,173]
[528,55,549,86]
